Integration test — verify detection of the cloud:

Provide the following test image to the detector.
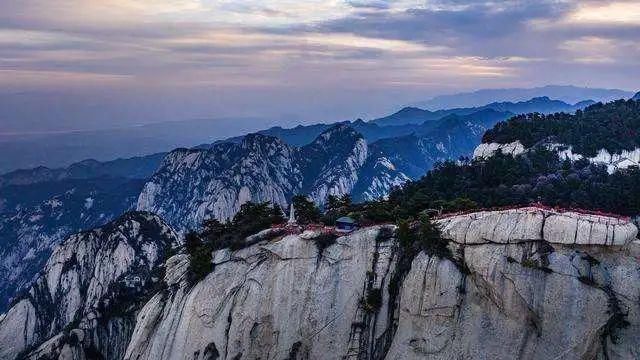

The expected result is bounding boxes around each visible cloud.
[346,1,391,10]
[0,0,637,126]
[317,1,570,57]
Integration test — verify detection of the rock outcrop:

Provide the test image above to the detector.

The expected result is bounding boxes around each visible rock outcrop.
[2,208,639,360]
[551,145,640,174]
[473,141,526,159]
[437,207,638,246]
[0,177,145,313]
[0,212,178,360]
[473,140,640,174]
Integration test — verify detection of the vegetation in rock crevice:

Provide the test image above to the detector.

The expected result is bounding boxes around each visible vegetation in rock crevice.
[186,202,285,283]
[312,233,338,258]
[361,288,383,313]
[601,285,631,359]
[483,100,640,157]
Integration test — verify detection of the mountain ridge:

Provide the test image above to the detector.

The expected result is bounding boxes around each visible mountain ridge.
[0,93,621,313]
[372,96,593,127]
[411,85,632,110]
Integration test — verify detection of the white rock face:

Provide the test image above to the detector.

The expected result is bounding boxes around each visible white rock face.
[125,226,397,360]
[136,126,372,231]
[473,141,526,159]
[0,212,178,360]
[436,207,638,246]
[473,141,640,174]
[307,137,368,204]
[359,157,411,201]
[551,144,640,174]
[3,208,640,360]
[385,241,640,360]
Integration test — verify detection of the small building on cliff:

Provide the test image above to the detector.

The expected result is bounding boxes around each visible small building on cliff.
[336,216,357,232]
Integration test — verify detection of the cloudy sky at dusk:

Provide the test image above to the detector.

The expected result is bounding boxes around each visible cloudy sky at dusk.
[1,0,639,131]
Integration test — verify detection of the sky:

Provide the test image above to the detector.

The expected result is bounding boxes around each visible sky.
[1,0,639,131]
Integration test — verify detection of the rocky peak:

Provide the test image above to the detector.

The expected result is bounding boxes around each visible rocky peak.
[300,125,365,160]
[633,91,640,101]
[299,125,368,203]
[137,125,372,230]
[241,133,291,154]
[159,147,206,172]
[307,124,363,148]
[0,211,178,360]
[137,134,302,229]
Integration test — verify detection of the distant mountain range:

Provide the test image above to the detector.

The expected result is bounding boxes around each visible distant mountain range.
[0,153,164,188]
[216,96,592,148]
[0,87,630,174]
[0,92,622,312]
[0,117,278,174]
[411,85,632,110]
[374,96,594,127]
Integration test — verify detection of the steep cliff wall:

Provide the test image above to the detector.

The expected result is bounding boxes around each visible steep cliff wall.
[125,226,397,360]
[123,209,639,360]
[2,208,639,360]
[0,212,178,360]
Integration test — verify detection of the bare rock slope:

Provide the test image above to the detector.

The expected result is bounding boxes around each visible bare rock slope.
[1,208,639,359]
[437,207,637,246]
[136,126,370,231]
[122,211,640,360]
[0,212,178,360]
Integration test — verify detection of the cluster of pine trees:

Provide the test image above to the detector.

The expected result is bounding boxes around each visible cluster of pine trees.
[483,100,640,156]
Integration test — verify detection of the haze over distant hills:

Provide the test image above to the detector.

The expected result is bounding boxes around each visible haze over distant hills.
[410,85,633,110]
[373,96,593,127]
[0,117,279,174]
[0,92,599,309]
[0,86,627,174]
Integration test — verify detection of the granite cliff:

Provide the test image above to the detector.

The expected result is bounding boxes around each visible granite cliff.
[0,212,178,360]
[2,207,638,359]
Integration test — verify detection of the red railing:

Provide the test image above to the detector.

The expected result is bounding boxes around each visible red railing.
[435,203,631,222]
[271,222,344,235]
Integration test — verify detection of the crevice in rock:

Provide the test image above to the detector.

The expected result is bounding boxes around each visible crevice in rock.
[285,341,302,360]
[370,244,405,360]
[599,285,630,360]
